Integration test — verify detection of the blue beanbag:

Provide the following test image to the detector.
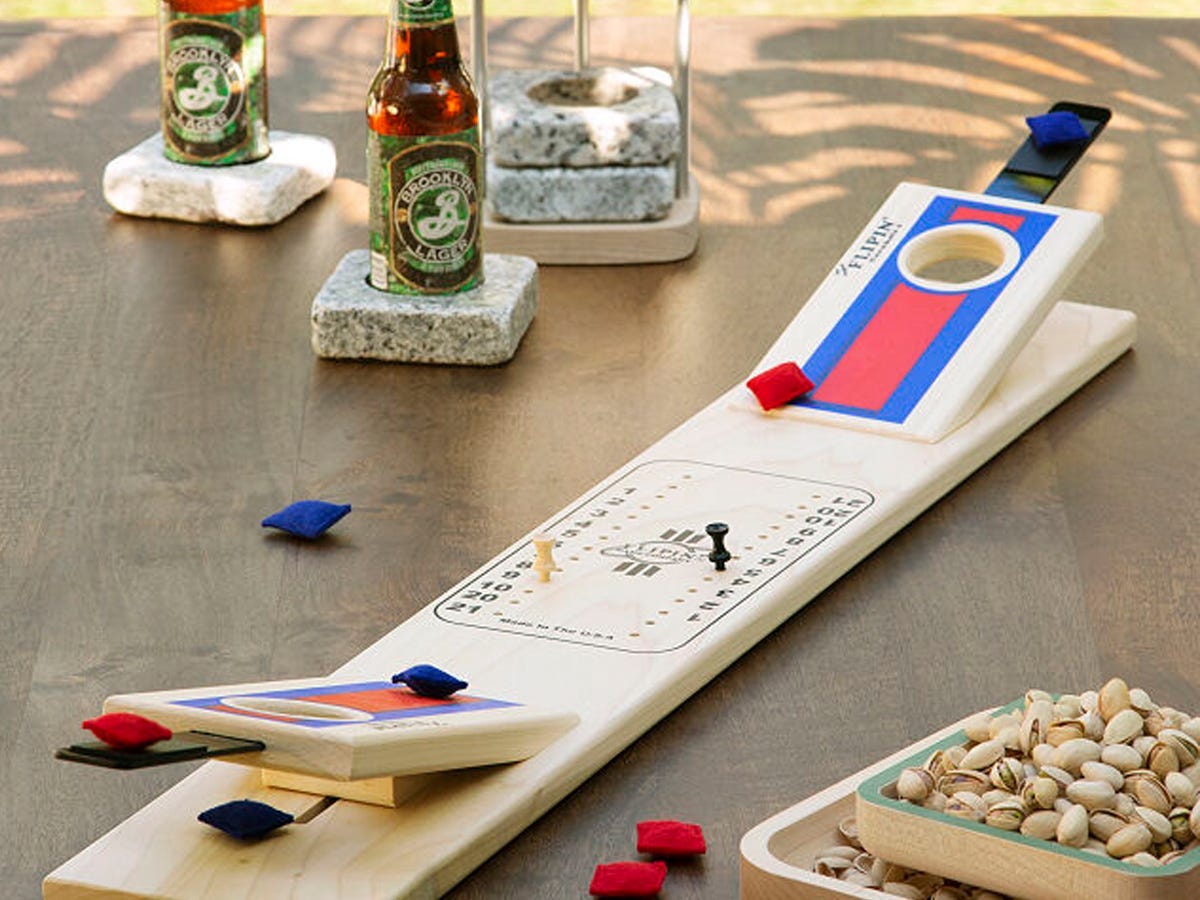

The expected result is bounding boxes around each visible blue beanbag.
[198,799,294,840]
[391,664,468,699]
[1026,111,1089,149]
[261,500,351,540]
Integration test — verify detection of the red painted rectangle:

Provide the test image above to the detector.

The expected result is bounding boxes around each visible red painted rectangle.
[949,206,1026,232]
[811,284,966,412]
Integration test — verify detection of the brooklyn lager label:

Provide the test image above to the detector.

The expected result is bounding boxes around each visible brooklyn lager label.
[369,130,482,295]
[160,6,268,165]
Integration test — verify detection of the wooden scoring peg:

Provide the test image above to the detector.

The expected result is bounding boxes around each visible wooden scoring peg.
[706,523,731,571]
[531,533,561,583]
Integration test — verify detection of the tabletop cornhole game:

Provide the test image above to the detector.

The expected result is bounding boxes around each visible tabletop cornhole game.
[46,106,1137,899]
[98,676,579,784]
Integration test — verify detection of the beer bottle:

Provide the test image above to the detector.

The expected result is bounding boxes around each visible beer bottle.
[159,0,270,165]
[368,0,483,295]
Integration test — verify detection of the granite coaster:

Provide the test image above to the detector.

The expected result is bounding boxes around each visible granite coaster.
[490,67,679,169]
[488,161,675,223]
[103,130,337,227]
[311,250,538,366]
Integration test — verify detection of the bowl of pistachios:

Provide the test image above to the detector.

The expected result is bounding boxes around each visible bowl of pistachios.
[855,679,1200,900]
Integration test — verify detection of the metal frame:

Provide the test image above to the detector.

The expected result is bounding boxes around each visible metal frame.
[468,0,692,200]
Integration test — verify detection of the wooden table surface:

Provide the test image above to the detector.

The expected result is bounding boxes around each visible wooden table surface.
[3,13,1198,899]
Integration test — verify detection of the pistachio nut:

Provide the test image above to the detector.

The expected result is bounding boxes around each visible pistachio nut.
[1124,851,1161,867]
[842,870,878,888]
[1126,771,1173,815]
[938,769,991,796]
[1056,803,1089,848]
[1053,738,1102,774]
[924,749,953,780]
[816,845,860,861]
[1038,765,1075,792]
[814,856,853,877]
[922,790,948,812]
[1020,809,1062,840]
[1113,791,1138,817]
[1021,775,1059,810]
[1026,688,1054,707]
[1128,688,1157,716]
[1100,743,1144,772]
[1191,802,1200,841]
[944,745,968,767]
[1031,743,1056,769]
[1021,699,1054,753]
[1106,821,1153,858]
[1165,770,1197,808]
[897,767,935,802]
[1081,711,1106,742]
[1098,677,1132,722]
[1133,735,1159,758]
[990,757,1025,792]
[962,711,994,744]
[1133,806,1173,843]
[959,739,1005,771]
[1103,708,1145,745]
[838,815,861,849]
[1147,741,1181,779]
[1183,717,1200,742]
[1169,807,1193,844]
[1045,720,1087,747]
[944,791,986,822]
[985,799,1027,831]
[1065,779,1116,811]
[1056,694,1084,719]
[1143,710,1168,737]
[988,712,1020,741]
[1158,729,1200,766]
[1088,809,1131,842]
[1080,760,1124,791]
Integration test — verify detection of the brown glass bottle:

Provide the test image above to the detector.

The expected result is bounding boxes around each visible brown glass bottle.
[367,0,482,295]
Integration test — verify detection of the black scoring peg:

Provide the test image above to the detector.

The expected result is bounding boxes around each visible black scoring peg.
[706,522,731,571]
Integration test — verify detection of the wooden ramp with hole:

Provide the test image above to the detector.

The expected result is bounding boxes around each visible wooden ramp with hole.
[44,183,1135,899]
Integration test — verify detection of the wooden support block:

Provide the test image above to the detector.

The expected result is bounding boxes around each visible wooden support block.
[260,770,428,808]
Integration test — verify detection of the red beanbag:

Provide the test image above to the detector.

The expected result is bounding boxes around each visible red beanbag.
[589,860,668,897]
[82,712,172,749]
[636,819,707,856]
[746,362,814,410]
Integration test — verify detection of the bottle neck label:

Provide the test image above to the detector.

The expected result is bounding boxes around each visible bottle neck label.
[368,129,482,295]
[391,0,455,26]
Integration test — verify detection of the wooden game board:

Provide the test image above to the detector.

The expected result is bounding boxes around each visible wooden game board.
[102,677,579,781]
[44,184,1136,899]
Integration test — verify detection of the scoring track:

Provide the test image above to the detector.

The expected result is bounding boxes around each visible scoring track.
[434,460,874,652]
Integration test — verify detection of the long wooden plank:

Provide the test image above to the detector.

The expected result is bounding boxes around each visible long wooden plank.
[45,297,1135,899]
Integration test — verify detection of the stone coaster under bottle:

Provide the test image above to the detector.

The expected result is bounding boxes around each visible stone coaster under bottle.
[486,67,679,224]
[102,130,337,227]
[310,250,538,366]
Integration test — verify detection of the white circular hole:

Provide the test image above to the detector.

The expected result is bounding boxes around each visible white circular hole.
[220,696,373,722]
[897,223,1021,293]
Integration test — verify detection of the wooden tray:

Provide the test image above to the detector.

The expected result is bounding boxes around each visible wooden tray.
[856,703,1200,900]
[740,718,972,899]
